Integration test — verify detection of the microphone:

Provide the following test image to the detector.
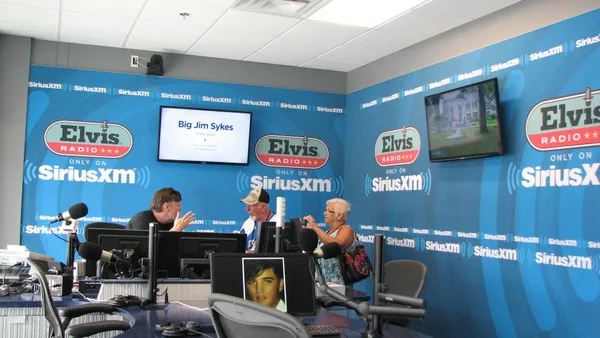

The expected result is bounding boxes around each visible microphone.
[49,202,88,224]
[584,87,593,107]
[298,227,319,252]
[302,134,309,145]
[78,242,120,263]
[378,292,427,309]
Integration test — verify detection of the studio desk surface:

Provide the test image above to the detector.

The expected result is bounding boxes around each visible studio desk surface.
[0,294,432,338]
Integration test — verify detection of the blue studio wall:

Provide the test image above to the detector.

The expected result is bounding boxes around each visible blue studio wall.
[22,66,345,261]
[345,8,600,338]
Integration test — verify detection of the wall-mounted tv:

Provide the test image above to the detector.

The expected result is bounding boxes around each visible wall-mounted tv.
[158,106,252,165]
[424,78,505,162]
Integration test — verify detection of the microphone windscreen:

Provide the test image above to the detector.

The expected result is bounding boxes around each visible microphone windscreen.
[68,202,89,219]
[320,242,343,259]
[78,242,102,261]
[298,227,319,253]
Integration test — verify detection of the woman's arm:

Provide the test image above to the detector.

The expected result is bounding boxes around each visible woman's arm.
[306,221,355,248]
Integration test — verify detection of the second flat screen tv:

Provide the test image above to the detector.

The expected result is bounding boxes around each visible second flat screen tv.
[158,106,252,165]
[424,78,505,162]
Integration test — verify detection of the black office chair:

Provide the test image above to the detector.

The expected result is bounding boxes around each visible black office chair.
[383,260,427,327]
[84,222,125,241]
[26,258,131,338]
[208,293,311,338]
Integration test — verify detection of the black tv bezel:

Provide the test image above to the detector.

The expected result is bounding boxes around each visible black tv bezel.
[423,77,505,162]
[157,105,253,166]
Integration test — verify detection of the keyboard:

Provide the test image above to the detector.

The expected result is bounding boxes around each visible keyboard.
[305,324,341,337]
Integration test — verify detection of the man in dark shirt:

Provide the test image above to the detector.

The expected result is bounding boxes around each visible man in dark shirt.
[126,187,195,231]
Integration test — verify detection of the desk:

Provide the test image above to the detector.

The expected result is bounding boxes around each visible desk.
[0,287,376,338]
[115,302,431,338]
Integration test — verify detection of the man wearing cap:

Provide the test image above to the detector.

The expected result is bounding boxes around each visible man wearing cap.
[240,188,278,252]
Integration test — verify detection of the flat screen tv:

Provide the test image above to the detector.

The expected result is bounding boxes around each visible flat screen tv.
[424,78,505,162]
[158,106,252,165]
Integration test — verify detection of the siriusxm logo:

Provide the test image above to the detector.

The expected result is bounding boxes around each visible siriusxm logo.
[358,234,374,243]
[425,241,461,254]
[364,169,432,197]
[236,172,343,196]
[474,246,518,261]
[22,225,78,235]
[507,161,600,194]
[536,252,593,270]
[23,160,151,189]
[386,237,415,248]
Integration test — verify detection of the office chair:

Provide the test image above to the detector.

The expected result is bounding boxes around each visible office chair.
[383,260,427,327]
[84,222,125,241]
[26,258,131,338]
[208,293,311,338]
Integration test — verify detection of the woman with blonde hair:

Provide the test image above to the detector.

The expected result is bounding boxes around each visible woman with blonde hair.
[304,198,356,285]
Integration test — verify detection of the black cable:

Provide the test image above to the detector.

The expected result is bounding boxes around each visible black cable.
[47,222,69,243]
[2,262,23,286]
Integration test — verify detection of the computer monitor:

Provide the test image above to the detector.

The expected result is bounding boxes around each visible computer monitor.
[158,231,247,279]
[255,219,304,254]
[83,228,149,278]
[210,252,316,316]
[84,228,246,279]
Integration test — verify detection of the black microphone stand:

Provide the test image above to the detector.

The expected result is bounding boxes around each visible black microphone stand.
[368,234,384,337]
[310,238,427,337]
[147,222,158,305]
[63,219,80,274]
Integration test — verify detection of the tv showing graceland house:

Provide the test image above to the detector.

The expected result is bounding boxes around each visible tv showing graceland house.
[424,78,505,162]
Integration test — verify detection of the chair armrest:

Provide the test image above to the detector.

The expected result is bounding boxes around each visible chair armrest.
[65,320,130,337]
[59,303,117,319]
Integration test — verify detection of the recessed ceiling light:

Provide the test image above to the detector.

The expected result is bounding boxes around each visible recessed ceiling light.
[308,0,429,28]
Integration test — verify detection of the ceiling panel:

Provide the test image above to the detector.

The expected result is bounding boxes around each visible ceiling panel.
[301,57,363,72]
[246,20,367,66]
[214,9,300,37]
[141,0,226,27]
[61,11,134,48]
[127,19,209,53]
[0,0,59,10]
[317,29,427,65]
[188,29,275,60]
[0,2,58,40]
[377,9,472,38]
[173,0,237,8]
[62,0,146,17]
[417,0,521,19]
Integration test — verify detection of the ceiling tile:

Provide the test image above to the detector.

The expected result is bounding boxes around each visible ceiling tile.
[127,19,209,53]
[187,29,274,60]
[214,9,300,37]
[62,0,146,17]
[317,29,426,64]
[301,58,363,72]
[173,0,236,8]
[0,2,58,39]
[0,0,59,9]
[61,11,134,47]
[141,0,226,27]
[377,9,471,37]
[246,20,366,66]
[417,0,522,19]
